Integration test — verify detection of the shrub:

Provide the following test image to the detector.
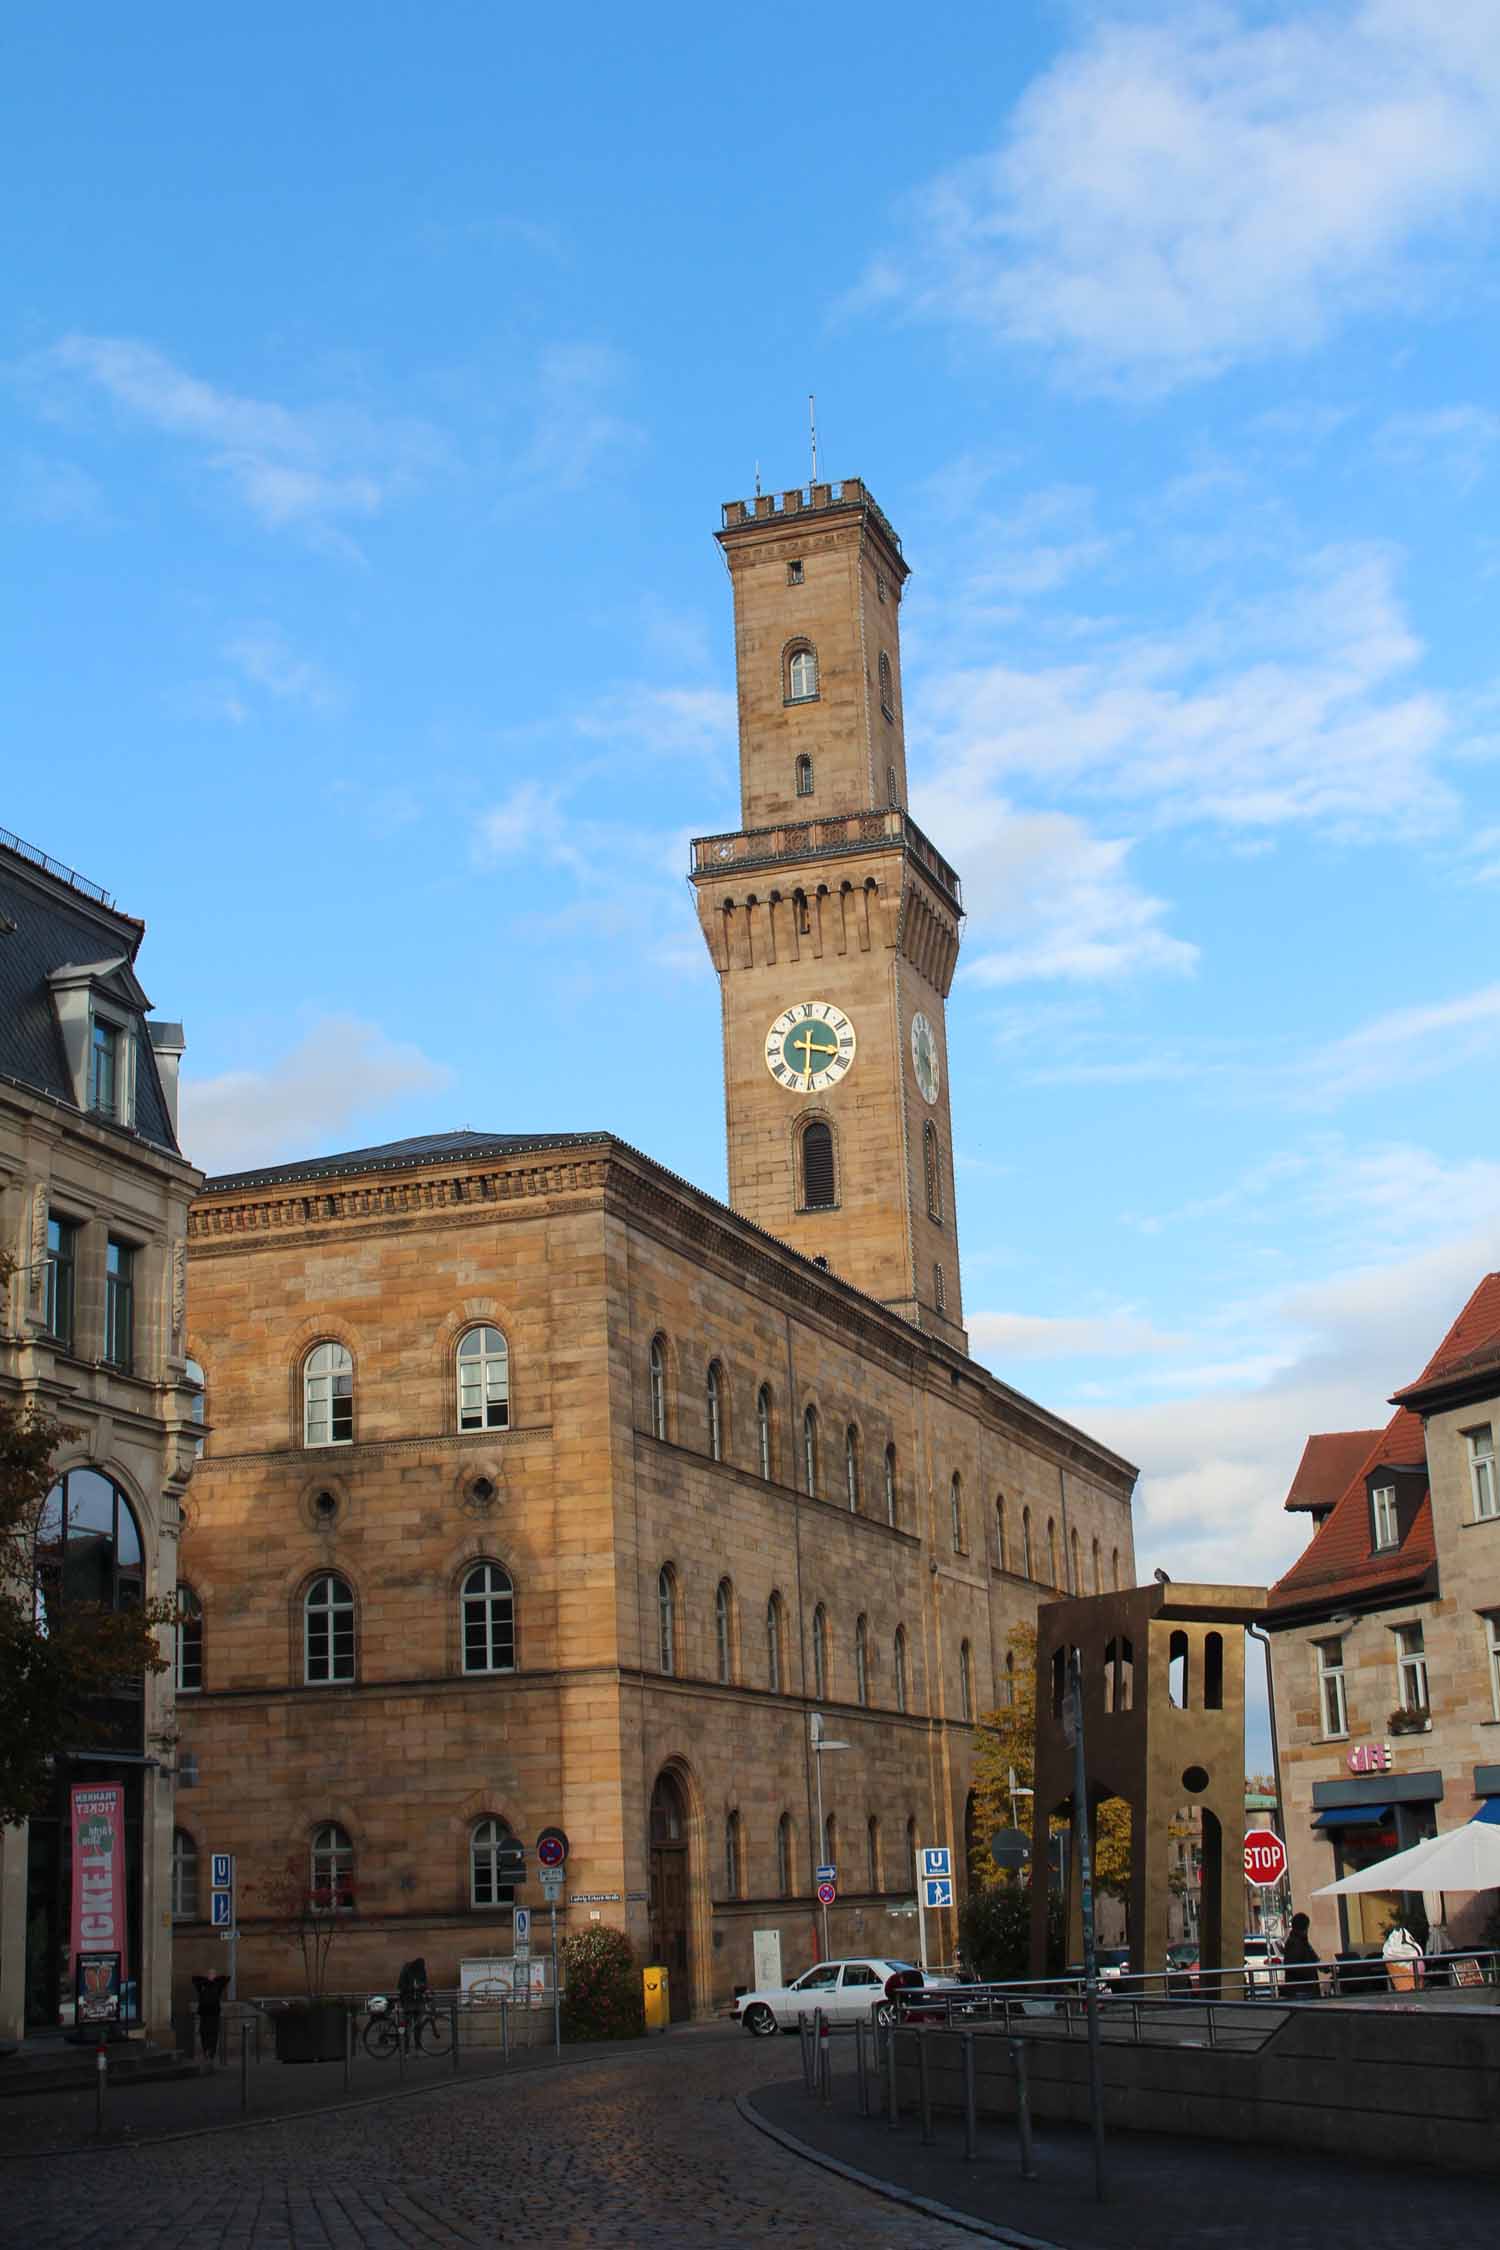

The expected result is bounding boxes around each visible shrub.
[560,1925,645,2041]
[959,1883,1064,1982]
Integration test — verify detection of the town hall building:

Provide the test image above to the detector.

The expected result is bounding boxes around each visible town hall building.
[173,479,1138,2015]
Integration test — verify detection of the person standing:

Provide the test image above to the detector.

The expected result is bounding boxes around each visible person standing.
[1281,1912,1321,1997]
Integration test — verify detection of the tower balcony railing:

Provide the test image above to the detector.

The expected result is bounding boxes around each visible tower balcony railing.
[720,476,902,556]
[690,806,961,913]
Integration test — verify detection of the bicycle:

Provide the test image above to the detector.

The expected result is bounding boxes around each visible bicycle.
[362,1990,453,2059]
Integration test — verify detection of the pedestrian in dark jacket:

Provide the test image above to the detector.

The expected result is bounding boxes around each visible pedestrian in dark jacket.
[192,1973,231,2062]
[1281,1913,1321,1997]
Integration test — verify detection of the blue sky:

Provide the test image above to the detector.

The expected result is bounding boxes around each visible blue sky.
[6,2,1500,1701]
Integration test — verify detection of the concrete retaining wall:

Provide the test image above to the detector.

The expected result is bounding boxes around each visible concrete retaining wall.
[897,2005,1500,2174]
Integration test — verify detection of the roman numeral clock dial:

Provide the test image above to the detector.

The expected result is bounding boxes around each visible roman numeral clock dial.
[764,1002,857,1093]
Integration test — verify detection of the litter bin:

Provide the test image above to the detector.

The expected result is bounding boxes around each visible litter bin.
[643,1966,671,2032]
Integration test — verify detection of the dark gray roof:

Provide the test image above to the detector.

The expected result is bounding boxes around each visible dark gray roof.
[204,1129,612,1194]
[0,840,179,1152]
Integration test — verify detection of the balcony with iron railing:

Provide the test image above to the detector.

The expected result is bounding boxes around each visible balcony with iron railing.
[690,806,961,913]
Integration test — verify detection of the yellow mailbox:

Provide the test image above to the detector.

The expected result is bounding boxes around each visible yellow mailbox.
[642,1965,671,2031]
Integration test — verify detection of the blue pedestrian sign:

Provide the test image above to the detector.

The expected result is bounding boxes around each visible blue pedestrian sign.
[920,1846,951,1880]
[923,1877,954,1910]
[211,1889,233,1927]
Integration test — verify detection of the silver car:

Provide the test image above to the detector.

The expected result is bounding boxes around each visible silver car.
[736,1957,946,2035]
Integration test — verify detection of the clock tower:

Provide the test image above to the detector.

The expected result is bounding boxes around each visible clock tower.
[691,478,967,1350]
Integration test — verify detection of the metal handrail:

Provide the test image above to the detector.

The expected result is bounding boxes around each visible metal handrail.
[892,1947,1500,2034]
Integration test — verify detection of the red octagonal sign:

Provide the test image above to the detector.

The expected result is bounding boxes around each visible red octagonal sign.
[1244,1830,1288,1887]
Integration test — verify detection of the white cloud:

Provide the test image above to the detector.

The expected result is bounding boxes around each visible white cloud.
[924,796,1196,987]
[29,333,447,550]
[1377,403,1500,489]
[914,544,1452,841]
[1302,983,1500,1103]
[179,1016,450,1176]
[519,343,645,491]
[859,3,1500,388]
[8,450,109,527]
[225,627,341,713]
[970,1306,1188,1360]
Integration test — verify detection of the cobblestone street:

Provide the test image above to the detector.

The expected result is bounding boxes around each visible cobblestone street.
[0,2028,978,2250]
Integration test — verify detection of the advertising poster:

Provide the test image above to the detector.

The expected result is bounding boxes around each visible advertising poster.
[70,1784,129,2004]
[75,1950,123,2023]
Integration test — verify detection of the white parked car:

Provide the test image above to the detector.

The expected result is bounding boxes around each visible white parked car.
[735,1957,954,2036]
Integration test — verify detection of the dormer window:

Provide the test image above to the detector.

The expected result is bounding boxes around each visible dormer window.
[1372,1484,1398,1550]
[91,1018,120,1115]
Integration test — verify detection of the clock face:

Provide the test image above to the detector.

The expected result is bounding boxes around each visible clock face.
[765,1002,857,1093]
[911,1011,940,1105]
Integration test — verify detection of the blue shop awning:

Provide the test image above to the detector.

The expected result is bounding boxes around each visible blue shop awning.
[1313,1803,1392,1830]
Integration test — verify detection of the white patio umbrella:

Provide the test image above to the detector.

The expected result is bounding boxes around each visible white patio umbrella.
[1314,1799,1500,1896]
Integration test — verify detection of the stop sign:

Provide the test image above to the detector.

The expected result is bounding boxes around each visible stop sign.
[1244,1830,1288,1887]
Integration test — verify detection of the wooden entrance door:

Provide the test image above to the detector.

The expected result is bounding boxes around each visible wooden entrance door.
[649,1769,691,2021]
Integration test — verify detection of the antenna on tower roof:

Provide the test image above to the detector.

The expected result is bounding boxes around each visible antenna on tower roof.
[809,394,818,486]
[754,459,761,497]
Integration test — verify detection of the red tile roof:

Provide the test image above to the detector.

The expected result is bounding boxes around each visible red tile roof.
[1391,1272,1500,1404]
[1282,1430,1383,1514]
[1266,1408,1435,1615]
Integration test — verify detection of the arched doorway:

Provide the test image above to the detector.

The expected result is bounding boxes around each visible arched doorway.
[27,1468,148,2028]
[649,1768,692,2021]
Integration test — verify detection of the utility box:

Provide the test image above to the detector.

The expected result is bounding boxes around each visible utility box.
[643,1965,671,2032]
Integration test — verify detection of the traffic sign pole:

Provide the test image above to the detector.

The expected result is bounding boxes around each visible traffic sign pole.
[1068,1653,1106,2204]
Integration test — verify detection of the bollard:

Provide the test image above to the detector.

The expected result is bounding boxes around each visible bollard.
[819,2019,832,2108]
[1010,2037,1037,2179]
[398,2007,407,2082]
[854,2019,869,2117]
[918,2034,934,2146]
[885,2019,899,2129]
[343,2005,353,2095]
[451,1995,460,2076]
[502,1997,510,2065]
[962,2031,977,2161]
[94,2037,107,2138]
[240,2020,250,2114]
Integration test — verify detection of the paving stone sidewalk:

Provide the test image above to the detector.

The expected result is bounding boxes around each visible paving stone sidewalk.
[0,2027,978,2249]
[749,2059,1496,2250]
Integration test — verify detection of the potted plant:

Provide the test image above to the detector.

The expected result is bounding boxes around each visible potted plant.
[257,1856,355,2063]
[1388,1705,1429,1736]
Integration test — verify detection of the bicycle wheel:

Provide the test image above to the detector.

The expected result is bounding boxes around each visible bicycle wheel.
[363,2014,401,2059]
[417,2006,452,2057]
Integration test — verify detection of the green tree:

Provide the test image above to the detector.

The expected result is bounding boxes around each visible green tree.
[0,1255,173,1826]
[970,1622,1133,1900]
[560,1925,645,2041]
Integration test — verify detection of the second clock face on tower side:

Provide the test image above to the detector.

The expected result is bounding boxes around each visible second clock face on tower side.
[911,1011,941,1105]
[765,1002,857,1093]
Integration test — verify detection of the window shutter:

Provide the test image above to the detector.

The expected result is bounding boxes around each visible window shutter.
[801,1121,836,1208]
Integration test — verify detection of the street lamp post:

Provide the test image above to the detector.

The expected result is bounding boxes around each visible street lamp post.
[810,1712,850,1960]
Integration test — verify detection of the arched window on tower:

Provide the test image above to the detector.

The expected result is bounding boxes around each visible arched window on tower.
[879,649,894,719]
[894,1624,908,1713]
[766,1591,784,1692]
[884,1443,898,1527]
[757,1384,773,1479]
[995,1496,1007,1572]
[845,1425,860,1512]
[800,1119,836,1210]
[787,645,819,703]
[648,1336,667,1440]
[1022,1507,1035,1579]
[803,1406,819,1498]
[854,1613,869,1706]
[456,1325,509,1430]
[657,1565,677,1676]
[715,1577,734,1685]
[924,1122,943,1223]
[812,1603,828,1699]
[950,1472,965,1554]
[706,1360,724,1462]
[795,753,814,797]
[959,1639,974,1722]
